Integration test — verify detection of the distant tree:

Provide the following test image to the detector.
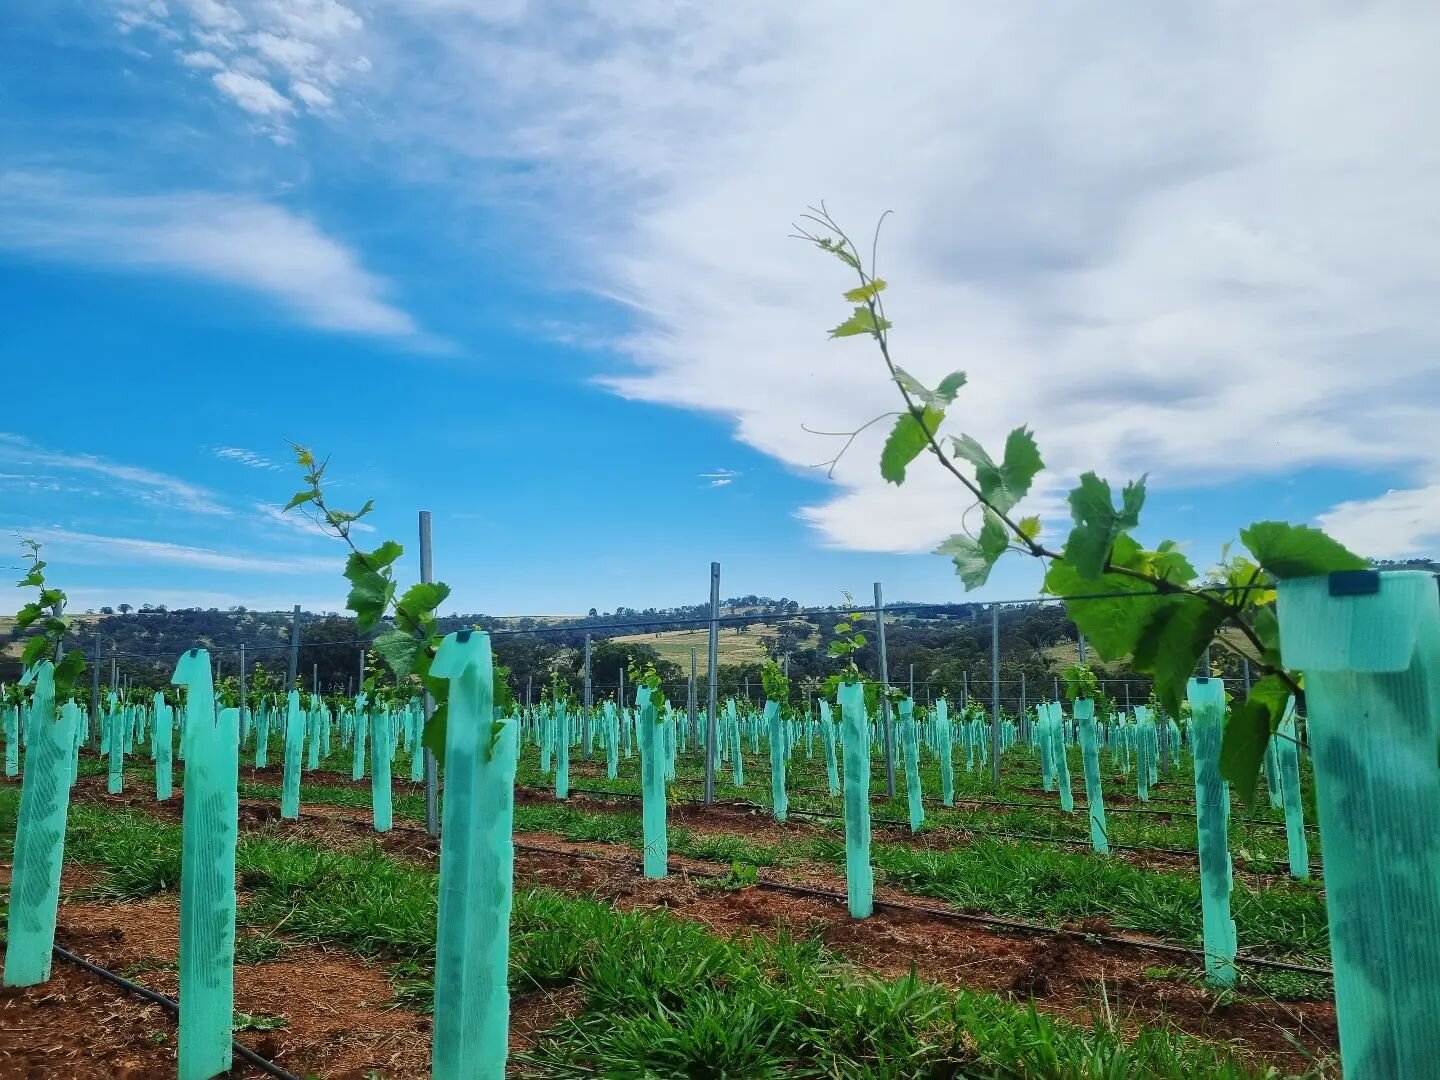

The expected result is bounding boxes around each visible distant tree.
[99,607,114,615]
[588,607,599,618]
[118,603,132,615]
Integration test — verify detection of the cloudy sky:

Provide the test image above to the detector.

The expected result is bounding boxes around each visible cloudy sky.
[2,1,1436,614]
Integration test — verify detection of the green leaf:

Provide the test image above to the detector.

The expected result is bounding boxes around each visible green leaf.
[14,602,44,633]
[893,367,967,408]
[372,629,422,681]
[829,305,893,339]
[422,700,448,766]
[935,372,967,405]
[1064,472,1147,580]
[935,509,1010,590]
[881,407,945,485]
[346,571,395,634]
[21,636,49,669]
[284,490,318,511]
[950,427,1043,515]
[17,564,44,588]
[827,640,851,658]
[833,621,852,634]
[355,541,404,574]
[1017,515,1041,541]
[1131,596,1226,719]
[398,581,451,617]
[53,650,86,696]
[1239,522,1368,580]
[1043,543,1165,658]
[850,632,868,647]
[1221,675,1291,803]
[1149,540,1198,585]
[842,279,887,303]
[1250,605,1282,668]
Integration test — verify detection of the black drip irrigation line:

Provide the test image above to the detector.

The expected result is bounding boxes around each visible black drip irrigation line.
[506,839,1333,979]
[50,944,302,1080]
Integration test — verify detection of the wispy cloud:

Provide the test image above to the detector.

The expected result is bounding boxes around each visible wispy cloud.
[700,468,741,488]
[1317,481,1440,560]
[356,2,1440,555]
[253,501,372,536]
[10,526,338,574]
[0,433,228,516]
[0,171,422,339]
[108,2,1440,557]
[214,446,281,470]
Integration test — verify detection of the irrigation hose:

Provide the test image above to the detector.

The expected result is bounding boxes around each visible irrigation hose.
[507,839,1334,979]
[50,944,302,1080]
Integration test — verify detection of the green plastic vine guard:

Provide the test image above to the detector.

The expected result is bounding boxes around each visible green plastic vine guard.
[900,698,923,832]
[1274,700,1309,880]
[3,665,81,987]
[604,701,619,780]
[539,705,552,775]
[1048,703,1075,812]
[765,700,787,822]
[819,700,840,796]
[372,707,394,832]
[172,650,239,1080]
[430,631,516,1080]
[555,701,570,800]
[1134,705,1152,802]
[3,703,17,777]
[730,701,745,787]
[107,704,124,794]
[837,680,873,919]
[935,698,955,807]
[1277,570,1440,1077]
[1263,736,1282,810]
[279,691,304,819]
[352,694,369,781]
[636,686,668,878]
[1073,698,1108,854]
[1186,676,1236,987]
[155,693,174,801]
[1039,706,1055,791]
[254,708,269,769]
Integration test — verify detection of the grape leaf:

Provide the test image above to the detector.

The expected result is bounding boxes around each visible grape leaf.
[1064,472,1147,579]
[950,427,1044,515]
[893,367,967,408]
[372,629,422,681]
[843,279,887,302]
[829,305,893,339]
[1132,596,1226,719]
[284,490,318,511]
[935,509,1010,589]
[880,407,945,484]
[1220,675,1291,803]
[1239,522,1368,580]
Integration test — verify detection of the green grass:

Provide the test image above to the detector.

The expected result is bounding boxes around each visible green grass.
[0,787,1320,1079]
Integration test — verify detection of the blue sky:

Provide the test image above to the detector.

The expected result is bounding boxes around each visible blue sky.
[2,2,1437,615]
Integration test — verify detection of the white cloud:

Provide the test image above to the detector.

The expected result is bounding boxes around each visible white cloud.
[0,433,228,516]
[10,527,337,574]
[106,2,1440,556]
[1317,482,1440,560]
[213,69,292,114]
[700,468,741,488]
[184,0,245,32]
[334,1,1440,553]
[290,80,333,110]
[180,49,225,68]
[214,446,280,470]
[0,171,420,338]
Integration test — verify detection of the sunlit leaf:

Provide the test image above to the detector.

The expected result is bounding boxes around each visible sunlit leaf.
[829,305,893,339]
[842,278,887,302]
[880,407,945,484]
[1063,472,1147,579]
[1239,522,1368,580]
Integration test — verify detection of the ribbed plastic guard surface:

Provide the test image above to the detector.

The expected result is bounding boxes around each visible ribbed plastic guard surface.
[1277,571,1440,1078]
